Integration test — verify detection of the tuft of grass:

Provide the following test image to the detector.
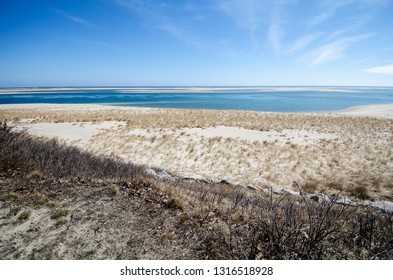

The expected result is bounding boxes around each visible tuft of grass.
[2,192,20,203]
[126,236,142,247]
[18,210,31,221]
[55,220,68,227]
[160,233,174,245]
[28,194,54,209]
[51,209,69,220]
[350,185,370,200]
[80,250,95,259]
[164,198,183,210]
[25,170,43,181]
[303,181,319,193]
[326,182,343,191]
[105,186,118,197]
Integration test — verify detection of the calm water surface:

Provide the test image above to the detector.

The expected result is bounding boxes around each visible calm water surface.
[1,87,393,112]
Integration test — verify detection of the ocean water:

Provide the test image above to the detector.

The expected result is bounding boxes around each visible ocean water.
[1,87,393,112]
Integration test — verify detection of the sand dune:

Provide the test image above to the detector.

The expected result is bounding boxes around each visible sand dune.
[1,103,392,201]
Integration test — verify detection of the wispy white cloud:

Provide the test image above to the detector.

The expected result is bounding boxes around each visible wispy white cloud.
[364,64,393,75]
[267,22,282,55]
[323,15,372,43]
[65,14,94,27]
[55,10,95,27]
[114,0,168,18]
[358,0,390,8]
[380,46,393,53]
[114,0,387,63]
[267,1,286,56]
[350,56,375,66]
[214,0,267,51]
[309,8,336,26]
[297,0,389,66]
[309,1,351,26]
[158,18,204,48]
[215,0,293,55]
[114,0,204,47]
[286,33,321,54]
[309,0,388,26]
[77,40,123,51]
[215,0,266,30]
[303,34,373,66]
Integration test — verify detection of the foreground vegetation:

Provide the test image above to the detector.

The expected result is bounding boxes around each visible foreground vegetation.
[0,122,392,259]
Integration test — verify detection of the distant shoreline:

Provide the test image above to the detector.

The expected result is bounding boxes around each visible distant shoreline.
[1,102,393,119]
[0,86,367,94]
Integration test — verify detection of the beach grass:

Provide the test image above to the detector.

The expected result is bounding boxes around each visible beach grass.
[1,105,392,201]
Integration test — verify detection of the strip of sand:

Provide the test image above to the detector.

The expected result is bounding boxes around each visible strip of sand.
[0,103,119,110]
[339,104,393,119]
[2,103,393,118]
[0,86,358,94]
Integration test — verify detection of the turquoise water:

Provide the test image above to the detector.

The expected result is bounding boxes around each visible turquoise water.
[1,87,393,112]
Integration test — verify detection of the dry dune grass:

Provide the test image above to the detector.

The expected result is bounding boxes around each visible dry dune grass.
[1,105,393,201]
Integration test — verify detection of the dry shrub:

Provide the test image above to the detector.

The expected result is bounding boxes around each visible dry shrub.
[303,180,319,193]
[25,170,44,181]
[170,182,393,259]
[18,210,31,221]
[350,185,371,200]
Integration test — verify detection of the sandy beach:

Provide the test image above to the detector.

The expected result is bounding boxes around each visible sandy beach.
[339,104,393,118]
[1,103,392,201]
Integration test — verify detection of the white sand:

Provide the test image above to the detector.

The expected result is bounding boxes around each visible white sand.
[339,104,393,119]
[14,121,126,147]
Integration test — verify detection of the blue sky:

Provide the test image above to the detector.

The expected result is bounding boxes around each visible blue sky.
[1,0,393,86]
